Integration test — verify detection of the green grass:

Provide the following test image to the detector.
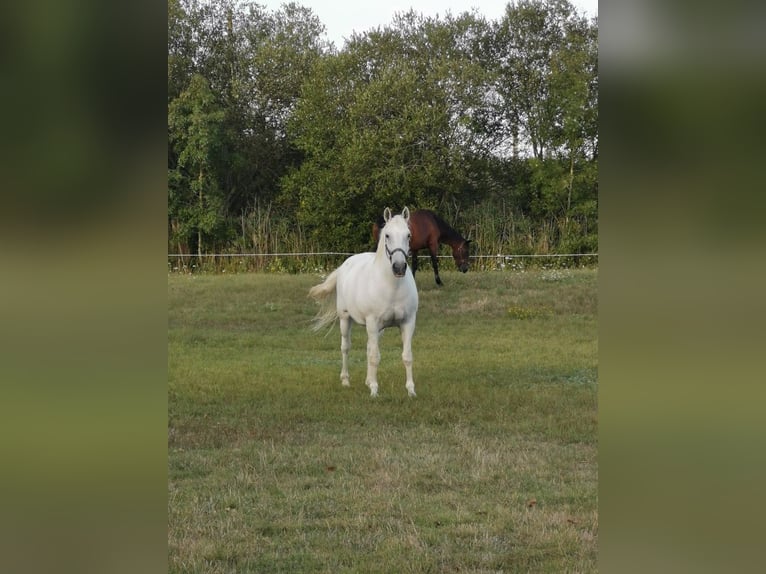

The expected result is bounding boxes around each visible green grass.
[169,268,598,573]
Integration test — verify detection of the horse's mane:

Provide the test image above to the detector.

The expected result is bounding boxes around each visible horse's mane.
[420,210,466,243]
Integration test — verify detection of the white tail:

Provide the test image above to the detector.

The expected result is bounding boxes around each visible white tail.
[308,269,339,331]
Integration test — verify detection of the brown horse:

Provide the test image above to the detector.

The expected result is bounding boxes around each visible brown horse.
[373,209,470,286]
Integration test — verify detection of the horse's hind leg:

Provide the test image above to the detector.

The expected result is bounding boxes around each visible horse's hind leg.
[411,250,419,275]
[364,321,381,397]
[400,319,416,397]
[339,316,351,387]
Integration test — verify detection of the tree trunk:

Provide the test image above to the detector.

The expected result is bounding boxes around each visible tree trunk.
[198,167,204,259]
[567,152,574,213]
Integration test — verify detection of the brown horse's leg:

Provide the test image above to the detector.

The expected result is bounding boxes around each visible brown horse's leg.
[429,244,442,286]
[411,250,419,275]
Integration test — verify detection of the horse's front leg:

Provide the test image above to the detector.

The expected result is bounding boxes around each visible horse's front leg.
[364,321,381,397]
[339,316,351,387]
[429,247,442,286]
[411,250,419,275]
[400,319,416,397]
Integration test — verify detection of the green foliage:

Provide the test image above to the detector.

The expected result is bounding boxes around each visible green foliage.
[167,0,598,257]
[284,54,443,249]
[492,0,596,161]
[168,74,230,253]
[168,0,327,255]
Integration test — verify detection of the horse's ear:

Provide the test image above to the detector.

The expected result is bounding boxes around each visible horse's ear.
[383,207,392,223]
[402,206,410,222]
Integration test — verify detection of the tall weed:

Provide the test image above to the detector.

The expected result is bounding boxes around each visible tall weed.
[169,201,597,273]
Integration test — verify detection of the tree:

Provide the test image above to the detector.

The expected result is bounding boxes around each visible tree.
[168,74,228,257]
[282,11,495,251]
[490,0,597,246]
[168,0,329,252]
[492,0,595,160]
[168,0,196,102]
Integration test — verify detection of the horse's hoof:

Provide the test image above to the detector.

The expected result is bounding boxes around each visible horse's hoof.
[435,278,443,286]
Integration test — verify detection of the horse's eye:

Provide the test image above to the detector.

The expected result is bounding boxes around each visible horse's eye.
[385,234,389,240]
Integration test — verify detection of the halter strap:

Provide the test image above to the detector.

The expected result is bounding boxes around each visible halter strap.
[385,245,409,262]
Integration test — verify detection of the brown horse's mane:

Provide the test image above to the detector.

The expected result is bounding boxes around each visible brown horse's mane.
[419,210,467,245]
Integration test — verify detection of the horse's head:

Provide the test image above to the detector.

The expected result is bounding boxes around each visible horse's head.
[451,239,471,273]
[381,207,412,278]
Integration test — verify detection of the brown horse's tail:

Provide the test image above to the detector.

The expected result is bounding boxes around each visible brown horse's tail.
[308,269,339,332]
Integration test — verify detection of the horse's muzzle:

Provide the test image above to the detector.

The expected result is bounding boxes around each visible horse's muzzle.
[392,261,408,277]
[387,246,409,277]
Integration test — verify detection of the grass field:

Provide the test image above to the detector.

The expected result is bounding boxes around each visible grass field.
[168,268,598,573]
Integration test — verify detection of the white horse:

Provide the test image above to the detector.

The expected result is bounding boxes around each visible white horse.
[309,207,419,397]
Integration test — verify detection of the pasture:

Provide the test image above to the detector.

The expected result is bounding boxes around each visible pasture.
[168,268,598,572]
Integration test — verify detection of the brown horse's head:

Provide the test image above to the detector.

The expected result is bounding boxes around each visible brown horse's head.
[451,239,471,273]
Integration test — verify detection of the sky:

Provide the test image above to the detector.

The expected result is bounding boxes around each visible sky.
[256,0,598,49]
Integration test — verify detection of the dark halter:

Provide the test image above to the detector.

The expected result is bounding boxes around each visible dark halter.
[385,245,409,263]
